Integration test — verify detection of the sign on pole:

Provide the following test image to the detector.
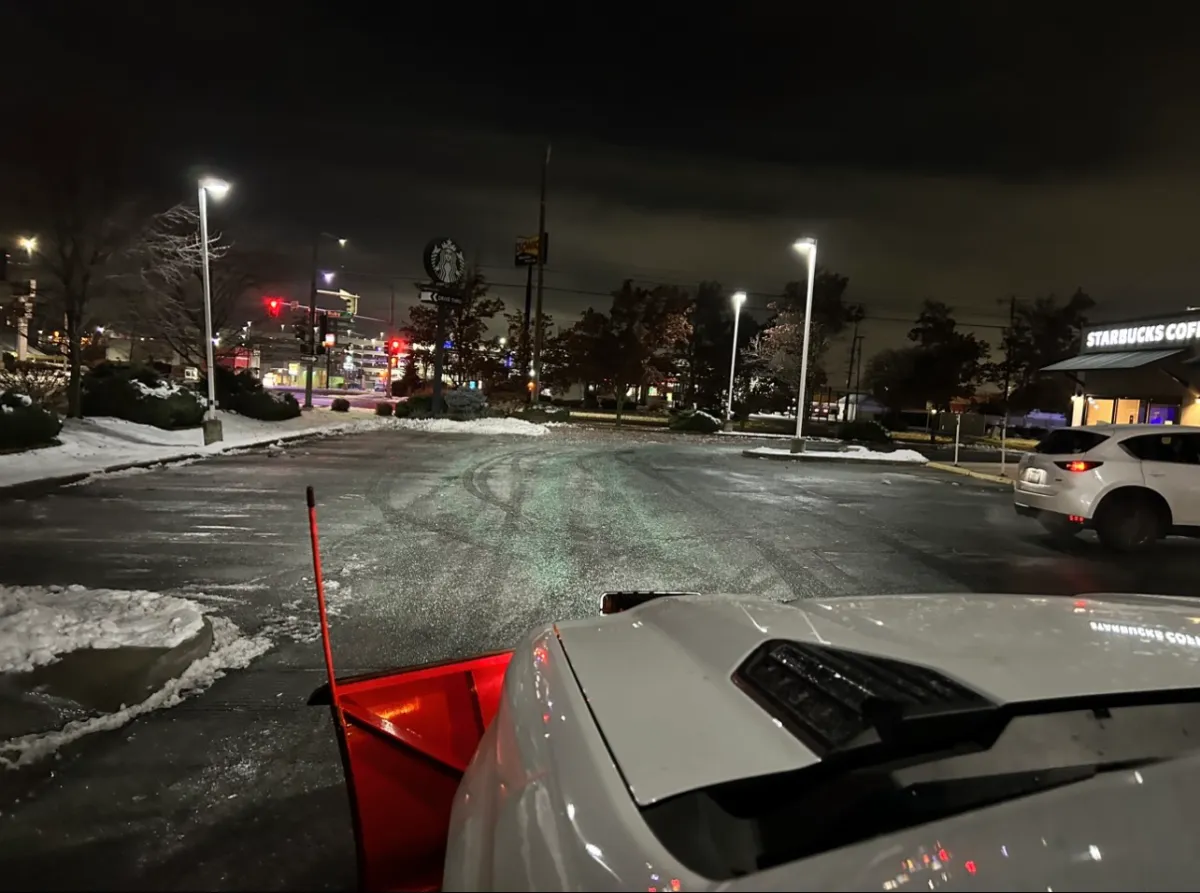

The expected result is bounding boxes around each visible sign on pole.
[514,234,548,267]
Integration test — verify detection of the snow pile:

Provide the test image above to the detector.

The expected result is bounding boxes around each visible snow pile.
[746,444,929,464]
[131,380,201,401]
[0,410,384,489]
[0,392,33,413]
[0,614,270,769]
[696,410,722,426]
[393,417,549,437]
[0,584,206,674]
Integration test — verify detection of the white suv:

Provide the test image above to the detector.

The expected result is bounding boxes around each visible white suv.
[1014,424,1200,551]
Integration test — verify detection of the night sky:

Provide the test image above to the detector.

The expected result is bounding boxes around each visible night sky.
[8,3,1200,358]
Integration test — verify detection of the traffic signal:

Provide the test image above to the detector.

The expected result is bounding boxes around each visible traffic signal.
[292,313,313,349]
[265,296,283,318]
[387,337,403,356]
[316,313,330,355]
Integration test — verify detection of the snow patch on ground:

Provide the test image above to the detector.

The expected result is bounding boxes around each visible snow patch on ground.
[746,445,929,464]
[0,615,270,769]
[131,380,200,401]
[0,584,206,674]
[0,411,387,489]
[392,417,549,437]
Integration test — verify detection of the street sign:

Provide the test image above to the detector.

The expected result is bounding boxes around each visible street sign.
[419,288,465,306]
[301,355,318,364]
[950,400,970,414]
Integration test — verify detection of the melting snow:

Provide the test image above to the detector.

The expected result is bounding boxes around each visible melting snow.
[0,584,206,674]
[0,615,270,769]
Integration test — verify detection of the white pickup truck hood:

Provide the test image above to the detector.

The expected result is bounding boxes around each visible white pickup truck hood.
[553,592,1200,805]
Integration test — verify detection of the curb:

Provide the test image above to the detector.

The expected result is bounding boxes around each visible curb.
[925,461,1013,486]
[0,424,355,500]
[742,449,929,467]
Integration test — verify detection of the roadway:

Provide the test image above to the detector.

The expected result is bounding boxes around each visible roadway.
[0,425,1196,890]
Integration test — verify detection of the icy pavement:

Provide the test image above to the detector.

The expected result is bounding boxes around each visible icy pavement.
[4,424,1191,890]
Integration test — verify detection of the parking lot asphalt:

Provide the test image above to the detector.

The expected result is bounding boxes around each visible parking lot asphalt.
[1,424,1197,890]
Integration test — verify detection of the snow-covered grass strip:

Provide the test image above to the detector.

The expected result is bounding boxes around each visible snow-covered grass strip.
[0,411,389,490]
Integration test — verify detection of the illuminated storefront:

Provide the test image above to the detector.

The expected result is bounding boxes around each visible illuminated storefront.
[1043,312,1200,427]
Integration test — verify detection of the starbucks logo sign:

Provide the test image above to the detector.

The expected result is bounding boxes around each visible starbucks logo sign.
[423,237,466,285]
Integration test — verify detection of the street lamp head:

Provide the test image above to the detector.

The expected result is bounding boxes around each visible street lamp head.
[200,177,231,200]
[792,237,817,254]
[18,236,37,253]
[337,238,348,248]
[323,271,335,284]
[732,291,747,307]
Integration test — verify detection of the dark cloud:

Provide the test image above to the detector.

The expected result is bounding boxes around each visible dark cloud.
[7,2,1200,357]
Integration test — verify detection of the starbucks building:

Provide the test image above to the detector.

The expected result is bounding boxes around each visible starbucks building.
[1043,311,1200,427]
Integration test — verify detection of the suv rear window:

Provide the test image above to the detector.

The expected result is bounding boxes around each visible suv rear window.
[1035,429,1110,455]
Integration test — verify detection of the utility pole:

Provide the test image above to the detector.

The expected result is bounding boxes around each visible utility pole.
[1000,295,1017,475]
[854,334,864,405]
[531,144,551,405]
[303,237,318,410]
[521,263,534,400]
[843,317,860,421]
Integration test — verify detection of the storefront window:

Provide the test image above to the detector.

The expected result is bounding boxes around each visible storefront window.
[1115,398,1141,424]
[1085,398,1115,425]
[1147,404,1179,425]
[1084,398,1180,425]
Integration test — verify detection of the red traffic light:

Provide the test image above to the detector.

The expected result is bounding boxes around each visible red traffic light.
[265,296,283,317]
[387,338,404,355]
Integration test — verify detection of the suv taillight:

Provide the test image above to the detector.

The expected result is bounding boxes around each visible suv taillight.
[1055,460,1103,472]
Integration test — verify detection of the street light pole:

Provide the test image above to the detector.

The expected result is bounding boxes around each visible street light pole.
[791,237,818,453]
[198,177,230,444]
[304,234,346,409]
[725,291,747,429]
[531,143,551,404]
[304,237,319,410]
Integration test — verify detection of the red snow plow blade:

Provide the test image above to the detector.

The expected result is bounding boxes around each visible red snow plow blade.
[308,651,513,892]
[306,481,513,891]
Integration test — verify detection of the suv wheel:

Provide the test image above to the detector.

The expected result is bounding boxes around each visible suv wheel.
[1095,491,1165,552]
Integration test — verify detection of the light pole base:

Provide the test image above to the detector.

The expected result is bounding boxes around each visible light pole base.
[302,404,315,412]
[202,418,224,445]
[789,437,807,454]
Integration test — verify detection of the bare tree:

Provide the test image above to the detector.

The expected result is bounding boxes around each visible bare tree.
[126,203,236,367]
[10,98,155,417]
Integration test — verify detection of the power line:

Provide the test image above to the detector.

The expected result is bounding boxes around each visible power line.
[334,266,1013,332]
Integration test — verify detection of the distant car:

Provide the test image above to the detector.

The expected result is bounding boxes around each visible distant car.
[310,590,1200,891]
[1014,424,1200,550]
